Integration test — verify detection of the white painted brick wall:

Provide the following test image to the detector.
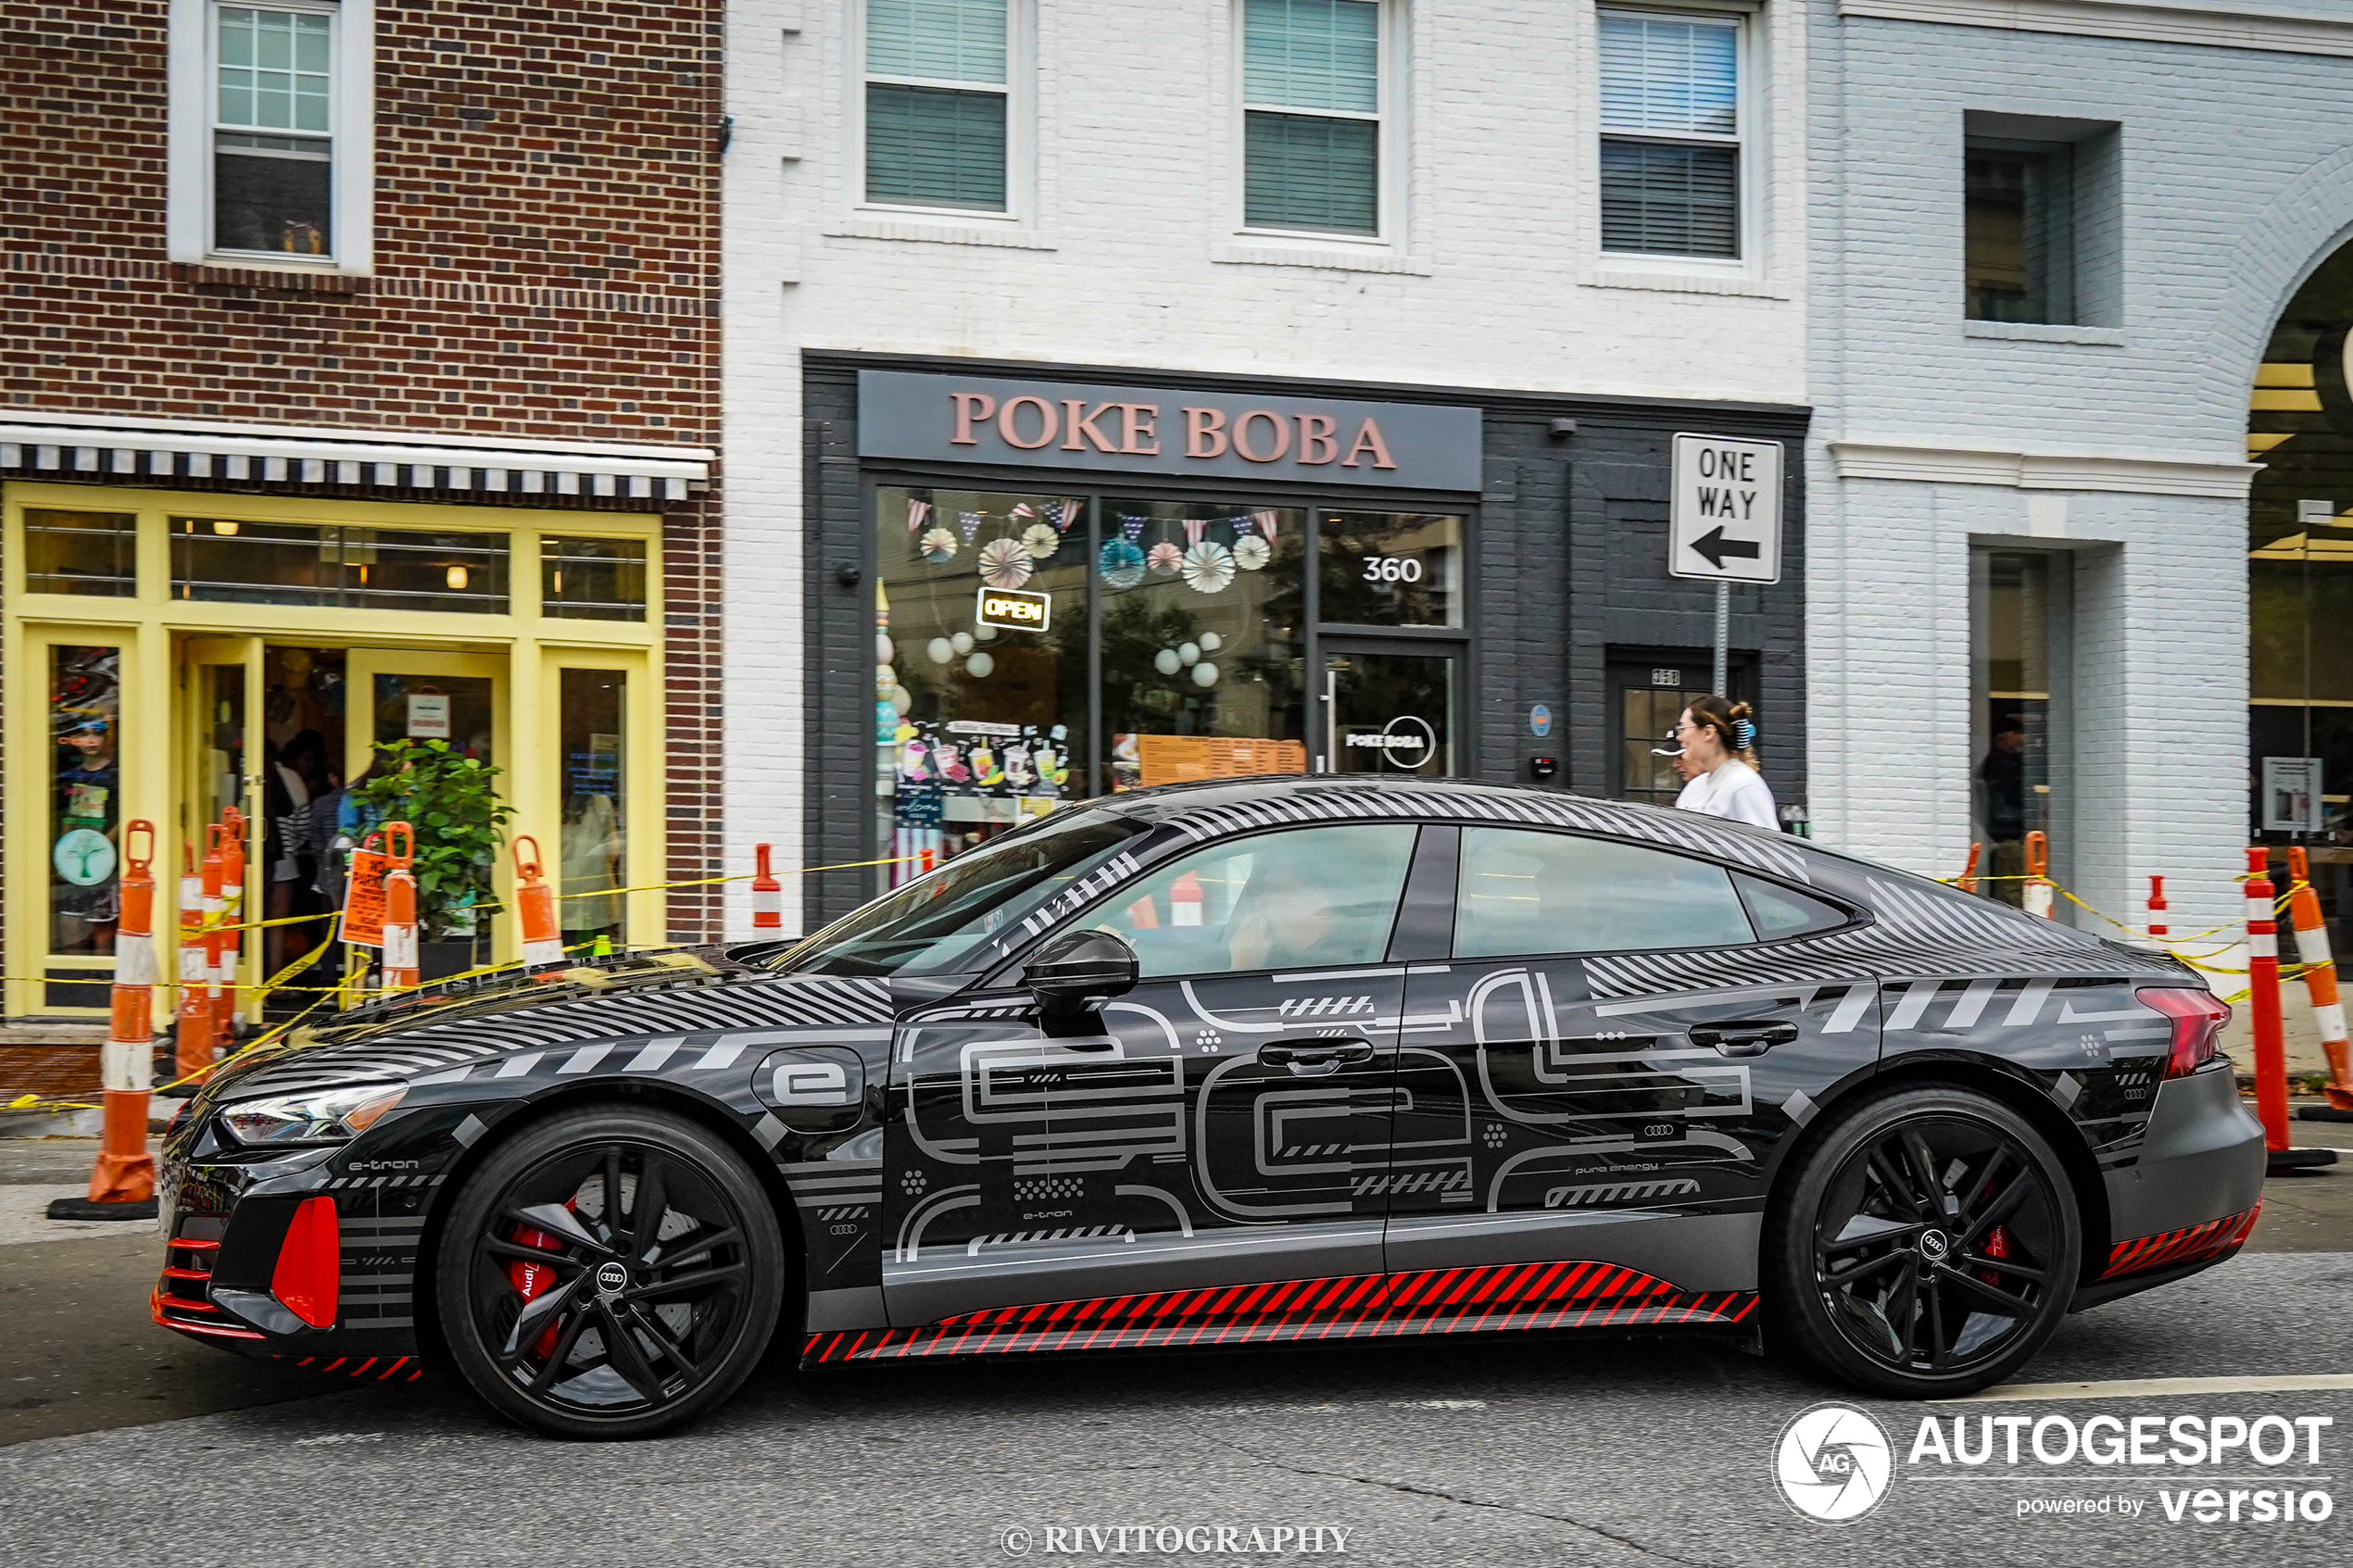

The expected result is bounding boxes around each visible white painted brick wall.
[1806,4,2353,938]
[724,0,1812,935]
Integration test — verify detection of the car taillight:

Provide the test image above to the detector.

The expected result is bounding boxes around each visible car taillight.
[2137,987,2229,1079]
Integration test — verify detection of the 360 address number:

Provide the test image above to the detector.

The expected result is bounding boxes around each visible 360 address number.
[1362,555,1425,584]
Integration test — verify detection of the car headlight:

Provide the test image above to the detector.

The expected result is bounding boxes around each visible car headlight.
[218,1083,409,1147]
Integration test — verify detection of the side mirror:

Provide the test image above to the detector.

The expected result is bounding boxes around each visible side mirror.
[1023,928,1139,1013]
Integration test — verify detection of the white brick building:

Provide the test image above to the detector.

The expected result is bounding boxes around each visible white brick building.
[1806,0,2353,939]
[724,0,1817,932]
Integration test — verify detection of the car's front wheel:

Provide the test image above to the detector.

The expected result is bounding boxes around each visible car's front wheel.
[1768,1085,2080,1398]
[434,1105,786,1438]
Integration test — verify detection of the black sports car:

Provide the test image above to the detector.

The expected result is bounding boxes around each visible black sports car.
[157,779,2266,1437]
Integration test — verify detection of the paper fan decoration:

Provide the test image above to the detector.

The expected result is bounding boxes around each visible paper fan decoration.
[1147,541,1183,577]
[1098,537,1146,589]
[1020,522,1061,560]
[977,537,1035,589]
[918,526,959,563]
[1180,540,1236,595]
[1232,534,1271,572]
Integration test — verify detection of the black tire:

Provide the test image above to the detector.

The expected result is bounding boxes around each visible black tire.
[434,1106,786,1438]
[1766,1085,2080,1399]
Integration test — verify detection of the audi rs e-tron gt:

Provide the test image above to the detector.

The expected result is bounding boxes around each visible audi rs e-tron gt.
[157,779,2265,1436]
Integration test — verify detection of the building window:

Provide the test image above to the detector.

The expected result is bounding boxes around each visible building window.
[1241,0,1384,235]
[213,5,335,256]
[559,668,629,949]
[23,510,138,596]
[863,0,1009,211]
[49,646,124,956]
[1598,10,1742,260]
[542,536,649,621]
[1965,140,2073,325]
[170,519,510,612]
[1970,549,2069,909]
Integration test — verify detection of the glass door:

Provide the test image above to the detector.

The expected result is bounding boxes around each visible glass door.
[347,648,510,964]
[179,635,265,1022]
[1321,644,1457,779]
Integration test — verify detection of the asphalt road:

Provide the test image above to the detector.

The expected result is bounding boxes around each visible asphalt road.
[1,1129,2349,1567]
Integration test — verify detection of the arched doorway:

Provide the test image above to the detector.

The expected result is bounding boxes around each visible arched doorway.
[2247,241,2353,940]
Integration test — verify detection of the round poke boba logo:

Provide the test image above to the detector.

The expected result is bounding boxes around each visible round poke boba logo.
[1775,1403,1894,1524]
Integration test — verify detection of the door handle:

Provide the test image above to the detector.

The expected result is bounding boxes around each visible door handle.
[1258,1036,1376,1076]
[1688,1021,1799,1058]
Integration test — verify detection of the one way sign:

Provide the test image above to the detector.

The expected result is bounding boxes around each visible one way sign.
[1669,433,1783,584]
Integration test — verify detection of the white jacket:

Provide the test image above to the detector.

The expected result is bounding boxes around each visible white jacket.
[1675,759,1779,831]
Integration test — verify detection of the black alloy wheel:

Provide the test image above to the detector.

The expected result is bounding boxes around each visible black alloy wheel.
[435,1106,786,1438]
[1768,1086,2080,1398]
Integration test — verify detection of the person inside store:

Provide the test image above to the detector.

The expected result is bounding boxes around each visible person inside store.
[264,730,331,979]
[1670,696,1779,830]
[1976,719,2029,906]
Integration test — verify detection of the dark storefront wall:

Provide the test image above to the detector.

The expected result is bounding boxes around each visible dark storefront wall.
[800,353,1809,928]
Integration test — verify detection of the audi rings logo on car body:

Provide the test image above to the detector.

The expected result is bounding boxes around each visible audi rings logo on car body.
[1774,1403,1895,1524]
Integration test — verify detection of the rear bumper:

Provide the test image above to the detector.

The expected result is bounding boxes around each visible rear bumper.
[2075,1061,2265,1311]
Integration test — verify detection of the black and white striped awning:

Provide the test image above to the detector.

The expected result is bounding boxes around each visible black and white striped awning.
[0,410,712,506]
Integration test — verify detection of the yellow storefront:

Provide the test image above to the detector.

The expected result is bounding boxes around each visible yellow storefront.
[6,483,667,1024]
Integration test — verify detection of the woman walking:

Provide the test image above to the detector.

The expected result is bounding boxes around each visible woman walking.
[1671,695,1779,830]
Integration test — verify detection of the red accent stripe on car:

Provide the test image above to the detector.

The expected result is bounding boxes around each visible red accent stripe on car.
[2101,1202,2262,1279]
[800,1261,1757,1363]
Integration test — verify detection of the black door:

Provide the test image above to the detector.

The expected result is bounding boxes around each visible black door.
[882,821,1422,1324]
[1384,824,1881,1306]
[1321,643,1459,779]
[1606,652,1755,807]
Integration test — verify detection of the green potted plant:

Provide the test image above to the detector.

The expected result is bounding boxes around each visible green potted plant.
[349,739,516,979]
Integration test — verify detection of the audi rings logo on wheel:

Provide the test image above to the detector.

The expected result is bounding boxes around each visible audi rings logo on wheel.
[595,1261,630,1294]
[1774,1403,1895,1524]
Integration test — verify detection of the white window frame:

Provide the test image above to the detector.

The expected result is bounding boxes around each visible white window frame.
[168,0,375,273]
[847,0,1034,225]
[1592,2,1758,276]
[1231,0,1403,246]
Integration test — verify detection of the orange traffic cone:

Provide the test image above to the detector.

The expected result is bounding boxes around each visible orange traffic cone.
[216,807,245,1040]
[179,821,227,1081]
[1957,842,1982,894]
[173,839,207,1080]
[382,822,420,989]
[51,822,160,1220]
[2145,874,2169,945]
[2285,847,2353,1120]
[2022,831,2054,919]
[752,843,783,930]
[2248,847,2336,1172]
[513,835,565,972]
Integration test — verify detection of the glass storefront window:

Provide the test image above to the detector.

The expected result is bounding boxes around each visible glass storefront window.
[171,519,509,611]
[1101,500,1308,791]
[1317,510,1463,627]
[344,529,510,613]
[24,510,136,596]
[50,646,122,954]
[543,536,648,621]
[558,669,627,947]
[371,674,496,761]
[875,487,1090,884]
[1970,550,2059,908]
[1324,647,1453,777]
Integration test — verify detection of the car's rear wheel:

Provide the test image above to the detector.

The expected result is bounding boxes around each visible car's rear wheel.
[434,1105,786,1438]
[1768,1085,2080,1398]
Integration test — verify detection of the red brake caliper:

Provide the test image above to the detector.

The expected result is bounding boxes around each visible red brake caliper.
[1981,1224,2013,1287]
[508,1223,565,1358]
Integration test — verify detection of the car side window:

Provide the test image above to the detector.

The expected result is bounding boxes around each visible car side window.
[1088,823,1418,979]
[1453,827,1755,958]
[1733,872,1849,938]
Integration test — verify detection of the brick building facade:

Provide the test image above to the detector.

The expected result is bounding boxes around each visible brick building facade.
[1,0,725,1085]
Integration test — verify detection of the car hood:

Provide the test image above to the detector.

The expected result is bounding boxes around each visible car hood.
[195,947,899,1105]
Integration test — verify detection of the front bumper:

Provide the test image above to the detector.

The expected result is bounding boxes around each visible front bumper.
[155,1119,435,1370]
[2075,1060,2266,1311]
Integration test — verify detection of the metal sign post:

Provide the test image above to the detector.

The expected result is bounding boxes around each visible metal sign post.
[1668,433,1785,697]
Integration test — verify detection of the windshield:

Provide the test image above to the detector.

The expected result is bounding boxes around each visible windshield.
[769,809,1146,978]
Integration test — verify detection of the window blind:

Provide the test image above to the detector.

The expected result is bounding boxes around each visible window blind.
[867,0,1006,85]
[1241,0,1380,235]
[1599,14,1736,138]
[1597,11,1740,259]
[1244,0,1378,113]
[1600,140,1737,257]
[865,82,1006,210]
